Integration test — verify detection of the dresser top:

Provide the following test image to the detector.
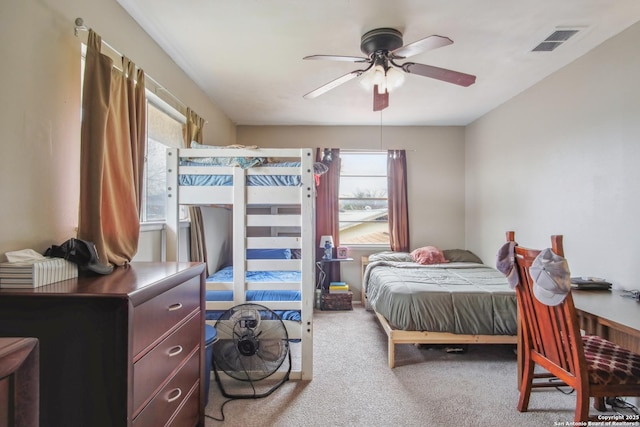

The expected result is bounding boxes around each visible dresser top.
[0,262,205,304]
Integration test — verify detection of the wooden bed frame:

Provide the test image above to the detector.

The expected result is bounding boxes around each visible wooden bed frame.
[362,257,518,368]
[374,311,517,368]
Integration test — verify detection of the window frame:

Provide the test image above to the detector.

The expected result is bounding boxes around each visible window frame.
[80,37,189,226]
[337,150,390,248]
[140,91,186,224]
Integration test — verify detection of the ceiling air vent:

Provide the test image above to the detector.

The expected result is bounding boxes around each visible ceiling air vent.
[532,29,581,52]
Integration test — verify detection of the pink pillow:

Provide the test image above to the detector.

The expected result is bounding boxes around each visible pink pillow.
[410,246,449,265]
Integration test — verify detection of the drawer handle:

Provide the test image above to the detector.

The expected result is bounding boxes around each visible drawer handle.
[168,345,183,357]
[167,388,182,403]
[167,302,183,312]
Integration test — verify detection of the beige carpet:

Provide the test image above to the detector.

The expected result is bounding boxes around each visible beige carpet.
[205,305,634,426]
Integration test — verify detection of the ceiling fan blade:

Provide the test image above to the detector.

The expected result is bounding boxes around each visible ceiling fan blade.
[402,62,476,87]
[303,70,363,99]
[390,35,453,59]
[373,86,389,112]
[303,55,369,62]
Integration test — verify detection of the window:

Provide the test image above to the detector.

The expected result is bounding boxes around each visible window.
[142,96,184,222]
[338,151,389,246]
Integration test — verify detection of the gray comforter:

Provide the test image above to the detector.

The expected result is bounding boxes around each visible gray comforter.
[363,260,517,334]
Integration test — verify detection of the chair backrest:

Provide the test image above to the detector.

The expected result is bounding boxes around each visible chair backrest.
[507,231,587,386]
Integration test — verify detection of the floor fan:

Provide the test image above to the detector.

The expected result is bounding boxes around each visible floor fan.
[211,303,291,399]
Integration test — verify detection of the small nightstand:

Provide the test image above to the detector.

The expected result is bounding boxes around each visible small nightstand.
[315,258,354,291]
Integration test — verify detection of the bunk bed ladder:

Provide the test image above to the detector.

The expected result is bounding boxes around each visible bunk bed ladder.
[299,148,315,380]
[232,166,247,307]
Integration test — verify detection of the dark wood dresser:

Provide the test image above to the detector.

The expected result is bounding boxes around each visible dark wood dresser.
[0,262,206,427]
[0,337,39,427]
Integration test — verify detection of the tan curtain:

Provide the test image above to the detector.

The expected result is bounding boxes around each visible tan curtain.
[315,148,341,284]
[78,30,146,267]
[184,108,208,275]
[387,150,410,252]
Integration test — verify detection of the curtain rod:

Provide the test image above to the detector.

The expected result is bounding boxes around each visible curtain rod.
[73,17,206,124]
[74,17,88,36]
[340,148,416,152]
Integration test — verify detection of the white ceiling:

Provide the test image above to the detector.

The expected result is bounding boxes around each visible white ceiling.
[116,0,640,126]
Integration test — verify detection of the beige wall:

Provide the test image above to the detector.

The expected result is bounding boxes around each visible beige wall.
[0,0,235,258]
[238,125,467,250]
[465,21,640,290]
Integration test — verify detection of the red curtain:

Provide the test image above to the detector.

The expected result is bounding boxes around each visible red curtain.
[315,148,341,285]
[388,150,410,252]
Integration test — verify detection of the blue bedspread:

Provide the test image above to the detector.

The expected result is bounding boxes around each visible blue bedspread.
[208,266,302,283]
[179,161,302,187]
[206,266,301,321]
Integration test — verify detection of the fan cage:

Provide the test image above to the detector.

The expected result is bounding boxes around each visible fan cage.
[211,303,292,398]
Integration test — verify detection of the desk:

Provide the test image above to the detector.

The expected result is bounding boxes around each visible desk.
[315,258,353,290]
[572,290,640,354]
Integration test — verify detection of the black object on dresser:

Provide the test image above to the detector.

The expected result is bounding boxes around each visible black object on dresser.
[0,262,206,427]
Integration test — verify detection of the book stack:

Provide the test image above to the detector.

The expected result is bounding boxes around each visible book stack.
[0,258,78,288]
[329,281,350,294]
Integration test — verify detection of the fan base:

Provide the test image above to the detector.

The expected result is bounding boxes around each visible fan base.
[360,28,403,56]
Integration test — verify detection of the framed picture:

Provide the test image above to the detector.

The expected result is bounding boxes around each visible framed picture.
[336,246,348,259]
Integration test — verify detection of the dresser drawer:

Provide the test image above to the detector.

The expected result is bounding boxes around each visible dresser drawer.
[132,350,200,427]
[133,312,200,415]
[166,383,199,427]
[133,276,201,357]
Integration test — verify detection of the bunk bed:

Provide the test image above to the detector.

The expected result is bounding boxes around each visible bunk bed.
[362,249,518,368]
[165,146,315,380]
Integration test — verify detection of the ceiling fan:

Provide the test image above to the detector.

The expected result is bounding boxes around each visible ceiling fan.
[303,28,476,111]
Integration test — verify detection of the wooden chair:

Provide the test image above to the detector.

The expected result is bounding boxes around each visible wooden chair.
[507,231,640,422]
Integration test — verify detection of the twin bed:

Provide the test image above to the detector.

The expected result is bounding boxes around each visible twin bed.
[165,146,315,380]
[362,249,518,368]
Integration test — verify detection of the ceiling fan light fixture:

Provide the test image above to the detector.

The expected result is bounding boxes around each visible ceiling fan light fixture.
[360,65,403,94]
[360,64,385,90]
[359,71,374,90]
[385,67,405,92]
[373,65,386,86]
